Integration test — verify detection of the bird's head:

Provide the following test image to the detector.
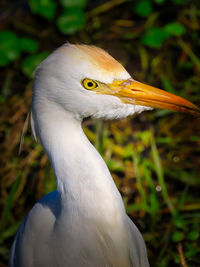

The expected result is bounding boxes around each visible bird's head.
[33,43,199,120]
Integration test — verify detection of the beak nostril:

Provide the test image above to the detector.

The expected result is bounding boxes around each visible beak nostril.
[131,89,142,92]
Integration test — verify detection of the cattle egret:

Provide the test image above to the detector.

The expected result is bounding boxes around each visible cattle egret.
[9,44,199,267]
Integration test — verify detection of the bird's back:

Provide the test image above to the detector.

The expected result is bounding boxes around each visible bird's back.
[9,191,59,267]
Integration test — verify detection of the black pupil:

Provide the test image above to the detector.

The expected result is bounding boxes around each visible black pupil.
[87,82,94,87]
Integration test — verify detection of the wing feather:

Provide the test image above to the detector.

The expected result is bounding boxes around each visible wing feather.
[126,216,150,267]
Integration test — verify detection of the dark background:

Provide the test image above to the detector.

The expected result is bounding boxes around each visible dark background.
[0,0,200,266]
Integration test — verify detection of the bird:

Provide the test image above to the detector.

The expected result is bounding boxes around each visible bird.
[9,43,199,267]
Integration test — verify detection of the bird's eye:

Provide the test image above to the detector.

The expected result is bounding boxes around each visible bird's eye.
[82,79,98,90]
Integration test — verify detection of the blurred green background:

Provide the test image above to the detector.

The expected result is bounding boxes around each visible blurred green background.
[0,0,200,266]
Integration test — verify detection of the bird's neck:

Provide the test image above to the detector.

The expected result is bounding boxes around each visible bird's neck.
[33,101,125,218]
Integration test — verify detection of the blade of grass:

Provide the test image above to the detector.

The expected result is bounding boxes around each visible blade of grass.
[177,38,200,72]
[142,160,160,228]
[0,175,20,233]
[94,120,104,154]
[132,150,148,210]
[151,132,177,216]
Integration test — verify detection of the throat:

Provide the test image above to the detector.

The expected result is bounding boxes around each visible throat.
[33,104,124,217]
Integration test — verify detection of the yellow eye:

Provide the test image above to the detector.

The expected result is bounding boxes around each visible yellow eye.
[82,79,98,90]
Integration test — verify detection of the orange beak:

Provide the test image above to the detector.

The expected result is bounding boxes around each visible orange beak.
[104,79,200,115]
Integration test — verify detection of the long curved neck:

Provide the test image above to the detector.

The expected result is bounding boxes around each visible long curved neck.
[32,100,125,217]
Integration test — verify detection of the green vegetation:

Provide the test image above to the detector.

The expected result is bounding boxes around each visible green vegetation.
[0,0,200,266]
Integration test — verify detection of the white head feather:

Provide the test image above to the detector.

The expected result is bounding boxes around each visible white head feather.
[32,43,150,128]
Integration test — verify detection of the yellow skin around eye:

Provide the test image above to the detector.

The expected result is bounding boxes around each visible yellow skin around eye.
[82,78,98,90]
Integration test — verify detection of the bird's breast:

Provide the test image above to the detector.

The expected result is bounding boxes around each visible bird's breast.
[53,209,132,267]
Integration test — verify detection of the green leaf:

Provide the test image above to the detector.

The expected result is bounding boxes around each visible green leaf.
[164,22,186,36]
[107,159,124,172]
[0,31,21,66]
[135,0,153,17]
[173,217,185,229]
[188,231,199,241]
[172,230,184,242]
[141,27,169,48]
[57,8,85,34]
[161,75,176,93]
[0,50,10,66]
[172,0,187,4]
[60,0,87,8]
[28,0,56,19]
[154,0,165,3]
[21,52,49,78]
[20,38,39,53]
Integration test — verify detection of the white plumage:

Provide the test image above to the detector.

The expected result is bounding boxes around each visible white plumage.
[9,43,199,267]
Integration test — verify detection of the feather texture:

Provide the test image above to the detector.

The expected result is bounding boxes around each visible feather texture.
[9,44,150,267]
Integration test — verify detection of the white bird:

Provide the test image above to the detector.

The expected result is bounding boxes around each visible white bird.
[9,43,199,267]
